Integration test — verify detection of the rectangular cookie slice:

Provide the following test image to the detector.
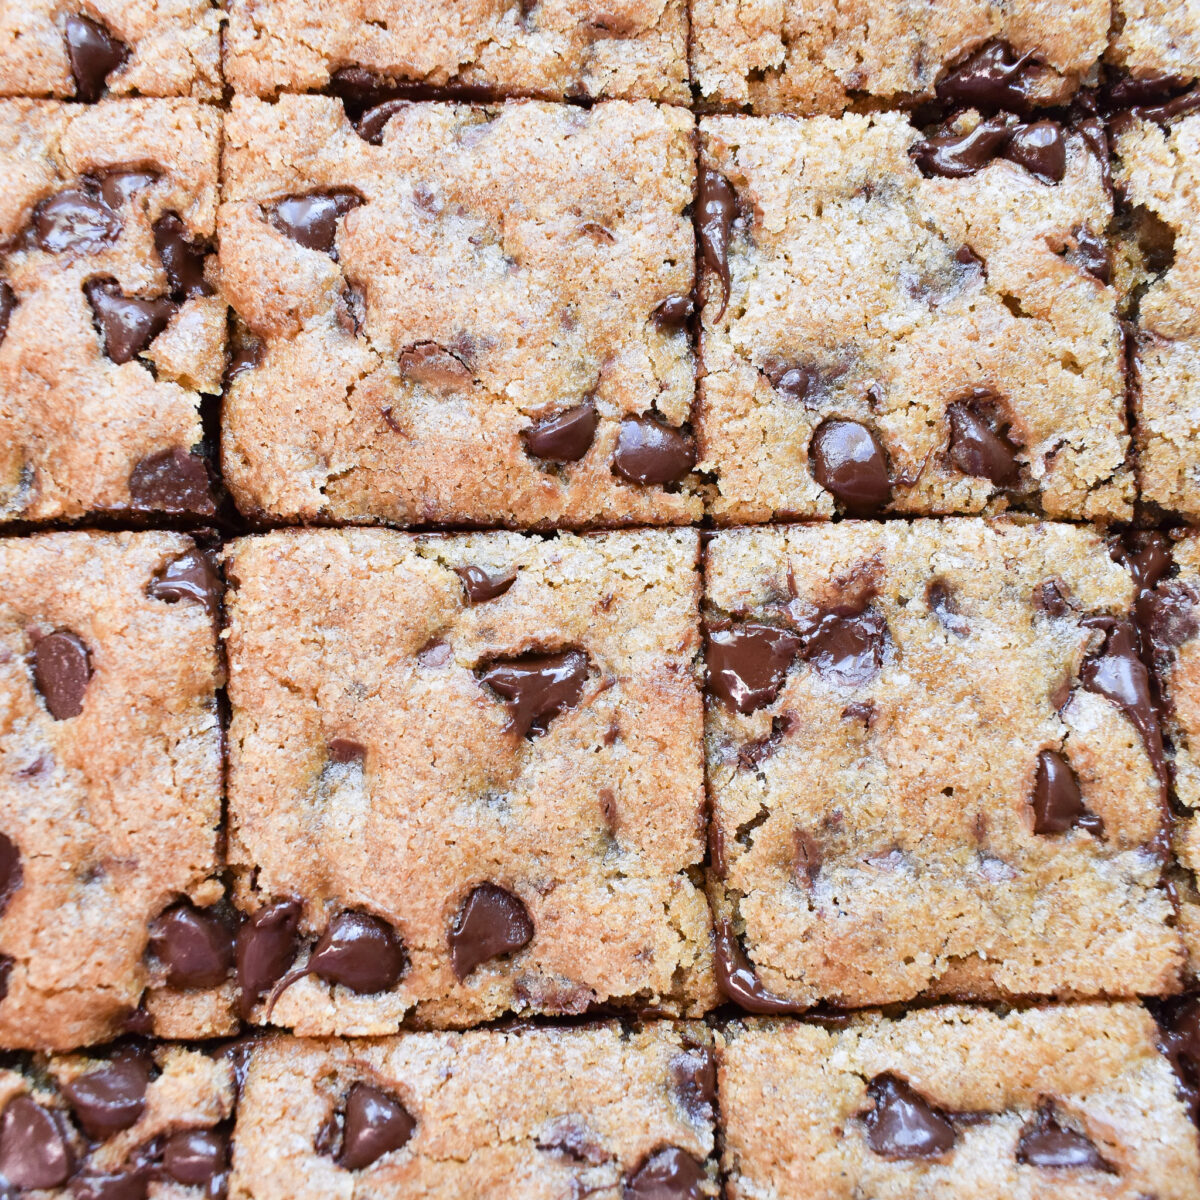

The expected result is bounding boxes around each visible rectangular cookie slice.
[229,1023,717,1200]
[223,528,714,1033]
[0,533,229,1050]
[218,95,699,529]
[704,520,1181,1010]
[0,99,223,523]
[690,3,1108,114]
[224,0,688,103]
[718,1004,1200,1199]
[696,111,1131,523]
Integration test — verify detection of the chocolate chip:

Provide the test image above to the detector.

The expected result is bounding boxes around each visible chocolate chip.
[0,1096,71,1189]
[1143,581,1200,667]
[521,401,598,463]
[1035,580,1073,616]
[705,624,801,714]
[0,834,20,916]
[398,342,471,391]
[356,100,408,145]
[708,821,728,879]
[794,828,822,887]
[911,115,1015,178]
[153,214,212,300]
[62,1056,150,1139]
[809,419,891,514]
[698,166,736,320]
[624,1147,706,1200]
[536,1116,606,1164]
[455,565,517,604]
[235,899,302,1019]
[1071,225,1111,283]
[671,1047,715,1124]
[652,295,693,330]
[34,187,121,254]
[946,394,1020,485]
[449,883,534,980]
[32,629,91,720]
[613,417,696,485]
[417,640,452,669]
[1128,87,1200,126]
[269,191,362,255]
[1031,750,1102,836]
[65,14,128,102]
[338,1084,416,1170]
[802,605,888,687]
[148,548,221,619]
[714,917,804,1014]
[128,448,216,516]
[162,1129,228,1186]
[149,904,234,989]
[935,41,1041,112]
[768,363,813,403]
[100,170,158,210]
[0,280,16,348]
[70,1169,148,1200]
[328,738,366,763]
[864,1075,956,1159]
[1003,120,1066,184]
[226,341,264,387]
[927,581,969,637]
[304,910,407,993]
[84,278,176,364]
[478,650,589,737]
[1016,1105,1111,1170]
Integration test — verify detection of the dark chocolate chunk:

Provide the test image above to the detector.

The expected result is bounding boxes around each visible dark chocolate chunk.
[521,401,598,463]
[398,342,471,391]
[0,1096,71,1189]
[455,565,517,604]
[269,191,362,255]
[624,1146,706,1200]
[946,395,1020,485]
[713,917,804,1014]
[652,295,693,330]
[100,170,158,210]
[303,911,407,994]
[34,187,121,254]
[235,899,302,1019]
[128,448,216,516]
[864,1075,956,1159]
[153,214,212,300]
[1017,1105,1111,1170]
[1003,120,1066,184]
[793,828,822,887]
[478,650,589,737]
[162,1129,228,1187]
[357,100,409,145]
[0,280,17,348]
[149,904,234,989]
[147,548,221,619]
[612,417,696,485]
[335,1084,416,1171]
[809,419,891,515]
[671,1047,716,1123]
[936,41,1041,112]
[0,834,20,916]
[448,883,534,980]
[1143,580,1200,668]
[926,581,969,637]
[32,629,91,720]
[705,624,801,714]
[769,363,813,403]
[1035,580,1073,616]
[226,340,263,385]
[70,1169,149,1200]
[84,278,176,364]
[328,738,366,763]
[1106,72,1187,109]
[0,955,12,1000]
[911,115,1015,178]
[1031,749,1102,835]
[62,1055,150,1140]
[802,605,888,687]
[1071,225,1111,283]
[65,14,128,103]
[698,167,736,320]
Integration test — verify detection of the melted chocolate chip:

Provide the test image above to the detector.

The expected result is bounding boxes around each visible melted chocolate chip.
[128,448,216,516]
[809,419,891,515]
[612,417,696,485]
[84,279,176,364]
[521,401,598,463]
[1031,749,1102,836]
[1071,225,1111,283]
[65,14,128,102]
[478,650,589,737]
[149,904,234,988]
[153,214,212,300]
[398,342,471,391]
[911,115,1015,178]
[226,340,263,384]
[235,899,302,1018]
[1128,87,1200,126]
[671,1047,716,1123]
[1016,1105,1111,1170]
[0,834,20,916]
[536,1116,606,1164]
[34,187,121,254]
[162,1129,228,1186]
[269,191,362,255]
[70,1169,148,1200]
[338,1084,416,1170]
[32,629,91,720]
[864,1075,956,1159]
[0,280,16,347]
[936,41,1041,112]
[698,167,736,320]
[652,295,693,330]
[0,1096,71,1189]
[927,581,969,637]
[802,605,888,687]
[768,363,814,403]
[1003,120,1066,184]
[455,565,517,604]
[714,918,804,1014]
[328,738,366,763]
[100,170,157,210]
[301,911,407,994]
[624,1147,706,1200]
[946,394,1020,485]
[1035,580,1073,616]
[1144,580,1200,668]
[147,549,221,619]
[448,883,534,980]
[705,624,801,714]
[62,1056,150,1139]
[356,100,409,145]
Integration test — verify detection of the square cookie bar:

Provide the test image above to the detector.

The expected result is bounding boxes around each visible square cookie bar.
[0,99,223,523]
[0,533,228,1050]
[230,1023,717,1199]
[0,1043,234,1196]
[224,0,688,103]
[219,96,699,528]
[718,1004,1200,1199]
[0,2,222,101]
[1108,0,1200,90]
[696,111,1131,523]
[690,3,1108,114]
[704,520,1181,1011]
[223,529,714,1033]
[1114,112,1200,519]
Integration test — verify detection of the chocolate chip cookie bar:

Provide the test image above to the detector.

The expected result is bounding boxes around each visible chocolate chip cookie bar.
[224,0,688,104]
[0,99,223,523]
[718,1004,1200,1198]
[219,95,699,528]
[0,1042,234,1195]
[705,520,1182,1011]
[229,1023,717,1199]
[1108,1,1200,91]
[691,6,1108,115]
[223,528,714,1033]
[696,111,1132,523]
[0,3,222,101]
[0,533,228,1050]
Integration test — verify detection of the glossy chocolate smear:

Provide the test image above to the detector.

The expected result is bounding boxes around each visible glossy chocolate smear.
[521,401,598,463]
[705,624,801,714]
[71,1168,149,1200]
[624,1147,706,1200]
[0,833,21,916]
[672,1046,716,1123]
[226,340,263,384]
[698,166,736,320]
[714,918,804,1014]
[449,883,534,979]
[1017,1105,1111,1170]
[936,41,1041,112]
[1071,225,1111,283]
[0,280,16,348]
[802,605,888,687]
[398,342,471,391]
[478,650,589,737]
[1032,749,1102,835]
[911,115,1015,178]
[455,565,517,604]
[337,1083,416,1170]
[66,14,128,102]
[162,1129,227,1186]
[0,1096,71,1189]
[154,214,212,300]
[269,191,362,255]
[652,294,693,330]
[84,278,176,364]
[128,448,216,515]
[62,1055,150,1139]
[148,548,221,619]
[947,395,1020,485]
[149,903,234,988]
[32,629,91,720]
[809,419,891,515]
[1156,995,1200,1103]
[100,170,158,210]
[864,1075,956,1159]
[613,416,696,485]
[236,899,302,1018]
[284,910,407,995]
[1002,120,1066,184]
[34,187,121,254]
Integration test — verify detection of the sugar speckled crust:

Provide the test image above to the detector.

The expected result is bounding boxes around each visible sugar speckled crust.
[0,99,223,523]
[719,1005,1200,1200]
[224,529,714,1033]
[1109,0,1200,85]
[224,0,688,103]
[705,520,1181,1008]
[698,113,1132,524]
[691,0,1108,114]
[219,96,699,528]
[0,533,227,1050]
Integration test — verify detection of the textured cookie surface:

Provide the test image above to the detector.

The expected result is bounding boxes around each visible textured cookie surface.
[1108,0,1200,84]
